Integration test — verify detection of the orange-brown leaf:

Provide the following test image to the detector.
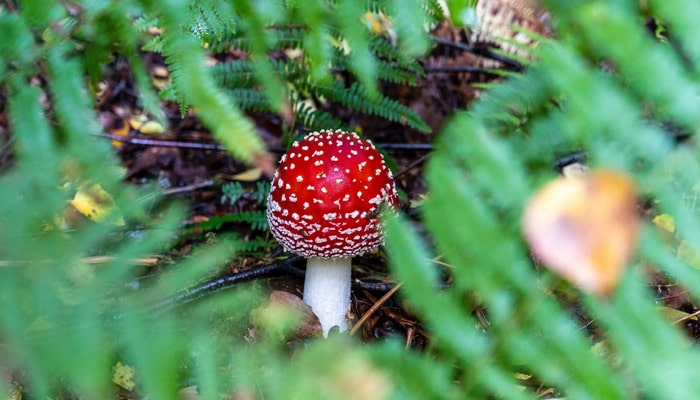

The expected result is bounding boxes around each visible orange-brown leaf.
[522,170,639,296]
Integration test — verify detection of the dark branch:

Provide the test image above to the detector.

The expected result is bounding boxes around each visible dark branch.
[431,35,523,72]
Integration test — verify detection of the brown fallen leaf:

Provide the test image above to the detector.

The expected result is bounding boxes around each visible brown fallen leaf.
[522,170,639,296]
[250,290,322,341]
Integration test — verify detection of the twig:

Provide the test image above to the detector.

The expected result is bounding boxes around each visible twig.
[350,283,403,336]
[96,132,433,154]
[431,35,523,71]
[423,65,495,74]
[84,256,161,266]
[142,256,405,315]
[161,180,215,195]
[394,153,431,179]
[354,280,396,292]
[405,326,415,349]
[139,255,306,316]
[96,132,226,151]
[674,309,700,325]
[0,256,162,268]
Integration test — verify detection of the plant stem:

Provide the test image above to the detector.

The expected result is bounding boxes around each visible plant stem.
[303,256,352,337]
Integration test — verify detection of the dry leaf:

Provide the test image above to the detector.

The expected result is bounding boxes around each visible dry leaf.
[109,119,130,149]
[250,290,322,341]
[522,170,639,296]
[652,213,675,234]
[678,240,700,270]
[112,361,137,391]
[69,182,125,226]
[129,114,166,135]
[232,168,262,182]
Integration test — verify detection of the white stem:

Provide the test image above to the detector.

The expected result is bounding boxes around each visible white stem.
[303,256,352,337]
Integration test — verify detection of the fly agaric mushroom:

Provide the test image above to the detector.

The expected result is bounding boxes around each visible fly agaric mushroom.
[266,129,399,337]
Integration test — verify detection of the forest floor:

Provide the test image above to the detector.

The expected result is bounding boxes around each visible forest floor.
[91,23,500,346]
[34,23,700,350]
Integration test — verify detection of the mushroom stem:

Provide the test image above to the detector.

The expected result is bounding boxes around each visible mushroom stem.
[303,256,352,337]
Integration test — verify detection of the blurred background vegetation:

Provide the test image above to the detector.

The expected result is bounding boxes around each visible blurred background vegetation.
[3,0,700,398]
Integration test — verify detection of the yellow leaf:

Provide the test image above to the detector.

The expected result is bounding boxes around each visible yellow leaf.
[129,115,165,134]
[362,12,384,34]
[522,170,639,296]
[658,306,698,323]
[652,213,675,234]
[678,240,700,269]
[232,168,263,181]
[109,120,130,149]
[69,182,125,226]
[112,362,137,391]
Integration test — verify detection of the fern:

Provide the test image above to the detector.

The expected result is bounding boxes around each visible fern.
[293,101,345,131]
[211,59,256,87]
[229,210,269,231]
[231,235,272,254]
[188,1,237,42]
[176,8,431,134]
[221,181,246,205]
[185,210,269,234]
[225,88,272,112]
[206,26,307,53]
[159,33,267,166]
[221,181,269,206]
[304,80,430,131]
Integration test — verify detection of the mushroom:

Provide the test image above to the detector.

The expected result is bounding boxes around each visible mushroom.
[266,129,399,337]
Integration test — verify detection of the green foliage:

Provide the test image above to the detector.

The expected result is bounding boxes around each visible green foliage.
[0,1,433,398]
[6,0,700,399]
[195,26,431,133]
[381,0,700,398]
[221,181,269,206]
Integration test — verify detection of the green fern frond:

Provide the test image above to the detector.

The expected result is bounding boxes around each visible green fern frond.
[423,0,448,23]
[205,26,306,54]
[221,181,269,206]
[227,210,269,231]
[211,59,256,87]
[226,88,272,112]
[133,15,160,32]
[230,235,272,255]
[305,80,429,131]
[293,101,345,131]
[186,210,269,234]
[160,33,267,165]
[375,60,420,85]
[221,181,246,205]
[189,1,237,42]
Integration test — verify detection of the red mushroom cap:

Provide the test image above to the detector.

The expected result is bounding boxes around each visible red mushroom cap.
[267,129,399,258]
